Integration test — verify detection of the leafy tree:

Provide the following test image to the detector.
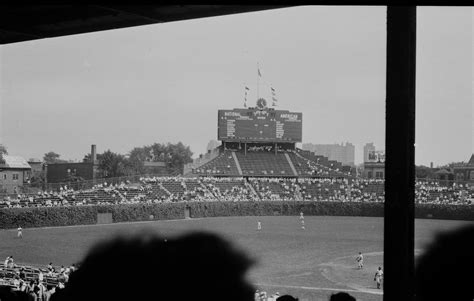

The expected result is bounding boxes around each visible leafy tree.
[0,144,7,155]
[29,174,46,188]
[83,153,103,163]
[98,150,130,178]
[129,142,193,174]
[43,151,67,164]
[415,165,436,179]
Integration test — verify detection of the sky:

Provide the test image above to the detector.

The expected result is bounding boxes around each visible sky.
[0,6,472,166]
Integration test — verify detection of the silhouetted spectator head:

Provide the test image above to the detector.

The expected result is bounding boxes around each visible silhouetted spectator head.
[0,286,30,301]
[329,292,356,301]
[51,231,255,301]
[276,295,299,301]
[415,224,474,301]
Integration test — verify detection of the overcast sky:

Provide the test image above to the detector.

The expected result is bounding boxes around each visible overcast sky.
[0,6,472,166]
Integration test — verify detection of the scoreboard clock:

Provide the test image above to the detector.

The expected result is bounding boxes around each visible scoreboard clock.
[256,98,267,110]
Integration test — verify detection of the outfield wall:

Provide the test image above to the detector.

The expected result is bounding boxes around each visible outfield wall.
[0,202,473,229]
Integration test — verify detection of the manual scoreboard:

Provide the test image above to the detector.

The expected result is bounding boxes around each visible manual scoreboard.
[218,108,302,142]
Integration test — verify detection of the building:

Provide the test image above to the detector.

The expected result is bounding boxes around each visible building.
[27,158,44,179]
[362,143,385,179]
[363,143,376,163]
[206,140,220,152]
[46,145,99,184]
[302,142,355,166]
[451,154,474,183]
[0,155,32,194]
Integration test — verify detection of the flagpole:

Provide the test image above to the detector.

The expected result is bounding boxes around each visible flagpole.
[257,62,260,100]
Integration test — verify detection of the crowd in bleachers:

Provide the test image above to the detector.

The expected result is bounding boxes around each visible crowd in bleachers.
[0,177,472,209]
[1,257,77,300]
[415,181,473,205]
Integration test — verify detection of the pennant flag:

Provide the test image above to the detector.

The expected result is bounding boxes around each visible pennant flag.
[245,86,250,90]
[258,68,262,77]
[272,97,278,102]
[271,87,275,92]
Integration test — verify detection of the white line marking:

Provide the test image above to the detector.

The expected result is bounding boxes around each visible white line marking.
[255,283,383,295]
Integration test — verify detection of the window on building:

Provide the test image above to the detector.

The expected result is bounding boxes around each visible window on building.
[368,171,373,178]
[13,174,19,180]
[470,171,474,180]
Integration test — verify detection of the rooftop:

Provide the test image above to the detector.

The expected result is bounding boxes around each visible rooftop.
[0,155,31,169]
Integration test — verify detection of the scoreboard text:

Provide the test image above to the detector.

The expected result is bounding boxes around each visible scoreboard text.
[218,108,302,142]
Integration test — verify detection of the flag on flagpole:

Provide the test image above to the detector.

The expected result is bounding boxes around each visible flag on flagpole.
[258,68,262,77]
[245,86,250,91]
[271,87,275,92]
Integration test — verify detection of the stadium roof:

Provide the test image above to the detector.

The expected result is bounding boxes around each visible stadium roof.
[468,154,474,165]
[0,155,31,169]
[0,5,290,45]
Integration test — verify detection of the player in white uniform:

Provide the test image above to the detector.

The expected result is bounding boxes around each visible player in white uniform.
[257,221,262,231]
[17,226,22,238]
[374,266,383,289]
[356,252,364,269]
[300,212,305,229]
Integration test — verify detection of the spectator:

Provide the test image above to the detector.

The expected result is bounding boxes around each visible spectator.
[415,224,474,301]
[51,232,255,301]
[276,295,299,301]
[329,292,356,301]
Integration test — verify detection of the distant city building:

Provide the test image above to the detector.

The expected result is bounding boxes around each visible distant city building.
[362,143,385,179]
[0,155,32,194]
[302,142,355,166]
[207,140,220,152]
[363,143,376,163]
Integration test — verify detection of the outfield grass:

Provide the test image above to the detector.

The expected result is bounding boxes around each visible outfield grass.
[0,216,470,301]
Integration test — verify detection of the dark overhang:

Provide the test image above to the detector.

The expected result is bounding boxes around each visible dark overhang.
[0,5,291,45]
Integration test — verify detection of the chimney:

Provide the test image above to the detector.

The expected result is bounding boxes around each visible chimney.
[91,144,97,164]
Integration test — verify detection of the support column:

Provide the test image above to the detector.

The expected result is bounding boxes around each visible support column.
[385,6,416,301]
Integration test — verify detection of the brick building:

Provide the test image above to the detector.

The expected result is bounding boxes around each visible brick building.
[0,155,32,194]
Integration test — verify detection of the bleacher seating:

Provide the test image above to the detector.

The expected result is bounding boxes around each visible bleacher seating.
[192,151,239,175]
[235,151,294,176]
[0,175,472,208]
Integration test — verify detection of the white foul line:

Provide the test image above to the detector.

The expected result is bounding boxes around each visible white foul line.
[255,283,383,295]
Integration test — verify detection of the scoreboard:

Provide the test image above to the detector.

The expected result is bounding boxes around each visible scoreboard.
[218,108,302,142]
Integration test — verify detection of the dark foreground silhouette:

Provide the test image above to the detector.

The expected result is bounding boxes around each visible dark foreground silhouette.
[415,224,474,301]
[50,231,256,301]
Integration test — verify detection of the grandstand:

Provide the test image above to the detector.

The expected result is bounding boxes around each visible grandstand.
[1,100,473,208]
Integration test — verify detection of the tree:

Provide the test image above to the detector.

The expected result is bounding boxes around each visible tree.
[43,151,67,164]
[416,165,435,179]
[129,142,193,174]
[0,144,7,155]
[98,150,130,178]
[162,142,193,173]
[29,174,46,188]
